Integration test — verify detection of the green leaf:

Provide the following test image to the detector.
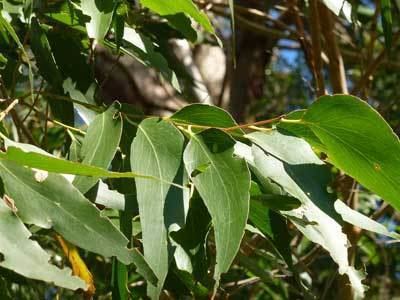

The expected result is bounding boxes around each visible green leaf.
[0,201,85,290]
[0,160,156,285]
[287,95,400,211]
[81,0,114,42]
[381,0,393,49]
[73,104,123,194]
[30,18,63,89]
[140,0,215,34]
[183,129,250,288]
[277,110,326,152]
[237,130,366,298]
[131,118,185,299]
[171,104,243,135]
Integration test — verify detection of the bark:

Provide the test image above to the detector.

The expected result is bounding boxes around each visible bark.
[228,1,280,122]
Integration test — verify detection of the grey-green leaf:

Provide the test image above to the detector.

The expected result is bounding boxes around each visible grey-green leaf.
[183,129,250,287]
[0,160,156,285]
[131,118,185,299]
[73,104,123,194]
[334,200,400,239]
[0,201,86,290]
[238,130,366,298]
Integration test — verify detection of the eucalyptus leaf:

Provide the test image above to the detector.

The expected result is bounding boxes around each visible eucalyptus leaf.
[238,130,366,298]
[183,128,250,288]
[131,118,185,299]
[334,200,400,239]
[288,95,400,211]
[171,104,243,135]
[73,104,122,194]
[0,201,86,290]
[0,160,157,285]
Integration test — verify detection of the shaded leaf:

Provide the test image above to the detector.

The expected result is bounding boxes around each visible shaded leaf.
[0,201,85,290]
[30,18,63,89]
[183,129,250,288]
[248,199,293,267]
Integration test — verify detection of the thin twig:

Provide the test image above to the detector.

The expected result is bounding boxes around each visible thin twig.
[0,99,19,121]
[352,31,400,94]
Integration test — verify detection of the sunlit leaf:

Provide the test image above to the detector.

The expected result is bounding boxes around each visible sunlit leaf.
[131,118,185,299]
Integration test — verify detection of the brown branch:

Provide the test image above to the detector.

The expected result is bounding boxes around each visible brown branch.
[309,0,325,96]
[319,4,348,94]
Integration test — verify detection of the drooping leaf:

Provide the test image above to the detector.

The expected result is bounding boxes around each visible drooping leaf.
[183,129,250,288]
[237,130,366,298]
[286,95,400,211]
[334,200,400,239]
[73,104,122,194]
[81,0,114,42]
[131,118,185,299]
[140,0,215,34]
[0,160,156,284]
[0,201,85,290]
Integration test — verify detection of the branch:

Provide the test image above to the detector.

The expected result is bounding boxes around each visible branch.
[309,0,325,96]
[319,4,348,94]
